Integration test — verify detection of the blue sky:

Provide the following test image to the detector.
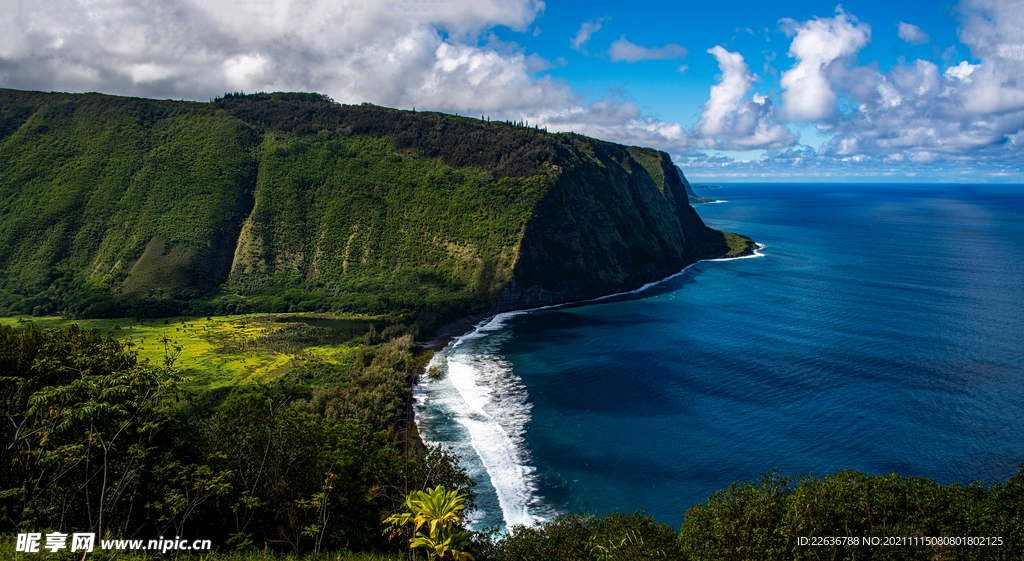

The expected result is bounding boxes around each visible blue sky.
[2,0,1022,181]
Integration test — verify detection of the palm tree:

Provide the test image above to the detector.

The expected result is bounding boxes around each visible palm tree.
[410,523,475,561]
[383,485,475,560]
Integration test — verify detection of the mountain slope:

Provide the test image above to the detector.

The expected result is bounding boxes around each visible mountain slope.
[0,89,732,320]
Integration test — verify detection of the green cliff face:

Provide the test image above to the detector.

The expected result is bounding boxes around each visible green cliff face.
[0,91,257,317]
[492,140,726,311]
[0,89,728,319]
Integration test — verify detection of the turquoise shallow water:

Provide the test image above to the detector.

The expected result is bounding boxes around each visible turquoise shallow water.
[414,183,1024,531]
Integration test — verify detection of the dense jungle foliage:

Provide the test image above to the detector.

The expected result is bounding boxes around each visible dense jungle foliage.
[0,90,547,324]
[3,324,1022,560]
[213,92,565,178]
[0,89,726,326]
[0,323,473,554]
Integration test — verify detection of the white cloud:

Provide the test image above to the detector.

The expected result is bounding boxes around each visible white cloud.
[0,0,548,109]
[0,0,700,156]
[692,46,795,150]
[223,55,270,91]
[686,1,1024,179]
[955,0,1024,111]
[609,36,687,63]
[808,0,1024,161]
[416,42,577,113]
[945,61,977,82]
[128,62,179,84]
[897,22,931,45]
[535,95,698,153]
[571,17,608,52]
[0,0,1021,179]
[697,47,752,139]
[997,43,1024,60]
[778,7,870,122]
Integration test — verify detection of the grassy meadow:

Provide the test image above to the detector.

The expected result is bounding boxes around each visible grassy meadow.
[0,313,377,391]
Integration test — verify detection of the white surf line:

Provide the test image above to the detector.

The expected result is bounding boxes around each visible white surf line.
[417,312,542,529]
[515,242,768,311]
[446,356,538,528]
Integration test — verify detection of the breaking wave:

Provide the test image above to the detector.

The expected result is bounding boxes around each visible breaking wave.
[413,313,546,530]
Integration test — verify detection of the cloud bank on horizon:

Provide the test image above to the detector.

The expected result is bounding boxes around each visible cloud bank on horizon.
[1,0,1021,181]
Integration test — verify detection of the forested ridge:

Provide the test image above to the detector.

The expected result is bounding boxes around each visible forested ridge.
[214,92,564,178]
[0,89,730,327]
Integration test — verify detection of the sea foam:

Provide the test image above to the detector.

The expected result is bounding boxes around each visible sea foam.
[415,312,543,529]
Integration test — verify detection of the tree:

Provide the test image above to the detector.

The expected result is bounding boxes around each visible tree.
[384,485,475,561]
[0,324,183,536]
[202,384,410,552]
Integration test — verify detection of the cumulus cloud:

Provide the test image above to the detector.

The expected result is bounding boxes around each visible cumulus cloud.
[536,97,694,153]
[0,0,703,156]
[609,36,687,63]
[0,0,551,112]
[817,56,1020,157]
[804,0,1024,162]
[571,17,609,52]
[955,0,1024,112]
[778,7,870,122]
[692,46,795,150]
[0,0,701,157]
[944,61,978,82]
[897,22,931,45]
[683,1,1023,178]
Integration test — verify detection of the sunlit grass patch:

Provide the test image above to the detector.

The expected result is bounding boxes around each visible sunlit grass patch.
[722,231,757,257]
[0,313,376,391]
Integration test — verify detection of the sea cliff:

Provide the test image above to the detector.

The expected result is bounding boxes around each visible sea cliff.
[0,89,733,320]
[492,141,728,311]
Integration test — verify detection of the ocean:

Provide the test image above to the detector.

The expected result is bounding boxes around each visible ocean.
[413,182,1024,531]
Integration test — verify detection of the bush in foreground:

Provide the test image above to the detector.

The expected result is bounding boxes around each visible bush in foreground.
[679,468,1024,560]
[472,467,1024,561]
[478,512,683,561]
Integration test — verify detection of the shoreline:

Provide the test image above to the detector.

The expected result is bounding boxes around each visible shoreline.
[417,240,765,357]
[419,313,491,353]
[410,241,767,528]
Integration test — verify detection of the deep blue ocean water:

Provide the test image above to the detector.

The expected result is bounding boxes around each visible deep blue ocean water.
[414,183,1024,531]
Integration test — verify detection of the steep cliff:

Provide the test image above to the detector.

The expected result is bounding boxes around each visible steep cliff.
[492,140,726,311]
[677,165,717,204]
[0,89,731,319]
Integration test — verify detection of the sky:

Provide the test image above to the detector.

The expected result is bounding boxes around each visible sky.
[2,0,1023,182]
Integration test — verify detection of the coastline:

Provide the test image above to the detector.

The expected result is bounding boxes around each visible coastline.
[417,237,765,358]
[410,238,766,527]
[419,313,491,352]
[419,238,765,356]
[712,242,765,260]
